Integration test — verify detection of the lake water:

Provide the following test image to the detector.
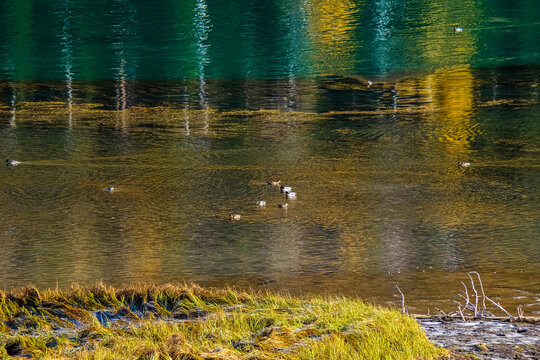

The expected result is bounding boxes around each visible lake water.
[0,0,539,315]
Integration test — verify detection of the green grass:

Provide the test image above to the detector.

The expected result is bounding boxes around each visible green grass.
[0,283,450,359]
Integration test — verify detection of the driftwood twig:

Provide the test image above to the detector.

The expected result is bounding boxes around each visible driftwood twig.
[435,307,448,316]
[466,272,479,317]
[470,271,487,315]
[457,305,466,321]
[395,285,405,314]
[485,296,512,318]
[450,272,514,320]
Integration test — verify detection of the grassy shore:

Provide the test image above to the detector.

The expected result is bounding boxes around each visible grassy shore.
[0,284,450,359]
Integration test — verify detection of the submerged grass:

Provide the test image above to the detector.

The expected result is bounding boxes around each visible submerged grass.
[0,284,450,359]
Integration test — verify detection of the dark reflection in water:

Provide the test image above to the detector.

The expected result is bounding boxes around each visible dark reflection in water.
[0,66,538,314]
[1,0,539,81]
[1,65,539,112]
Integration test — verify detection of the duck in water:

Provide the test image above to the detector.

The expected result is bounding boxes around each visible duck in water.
[267,180,281,186]
[6,159,21,166]
[277,203,289,208]
[230,214,241,221]
[285,191,297,199]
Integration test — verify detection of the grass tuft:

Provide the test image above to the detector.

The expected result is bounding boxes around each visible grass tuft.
[0,284,449,359]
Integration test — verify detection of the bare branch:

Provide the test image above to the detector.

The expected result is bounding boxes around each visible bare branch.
[456,282,477,315]
[461,281,470,308]
[435,307,448,316]
[457,305,465,321]
[395,285,405,314]
[456,294,473,310]
[451,272,515,319]
[470,271,487,315]
[461,281,469,298]
[466,272,479,317]
[485,296,512,318]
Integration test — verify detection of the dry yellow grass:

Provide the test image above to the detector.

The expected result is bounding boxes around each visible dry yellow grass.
[0,283,450,359]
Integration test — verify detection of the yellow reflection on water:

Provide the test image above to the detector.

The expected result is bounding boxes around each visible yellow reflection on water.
[308,0,359,74]
[431,65,476,152]
[399,65,476,155]
[397,66,478,229]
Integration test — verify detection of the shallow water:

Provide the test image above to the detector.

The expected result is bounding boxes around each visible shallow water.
[1,66,539,314]
[0,0,539,314]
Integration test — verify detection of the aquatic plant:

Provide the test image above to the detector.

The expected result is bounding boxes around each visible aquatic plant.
[0,283,449,359]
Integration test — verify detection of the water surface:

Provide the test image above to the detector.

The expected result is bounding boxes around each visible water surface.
[0,0,539,315]
[1,67,539,314]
